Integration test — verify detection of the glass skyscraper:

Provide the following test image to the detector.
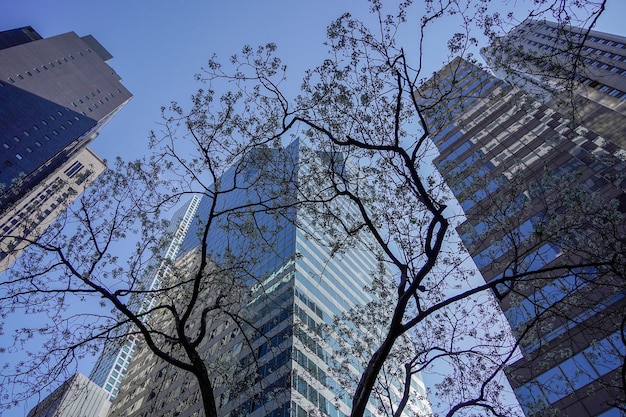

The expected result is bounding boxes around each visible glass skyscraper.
[108,141,430,417]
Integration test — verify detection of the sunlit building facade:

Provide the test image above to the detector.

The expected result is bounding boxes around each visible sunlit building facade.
[27,373,110,417]
[0,147,106,272]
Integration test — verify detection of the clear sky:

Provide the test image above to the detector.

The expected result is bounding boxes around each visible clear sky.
[1,0,626,415]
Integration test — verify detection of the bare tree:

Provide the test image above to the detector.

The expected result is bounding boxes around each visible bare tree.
[1,1,623,417]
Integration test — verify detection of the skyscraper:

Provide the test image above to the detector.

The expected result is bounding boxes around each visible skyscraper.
[419,55,625,416]
[0,26,131,271]
[89,195,201,401]
[108,141,430,417]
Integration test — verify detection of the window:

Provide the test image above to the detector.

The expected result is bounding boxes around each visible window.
[15,153,23,160]
[25,147,32,153]
[2,143,8,149]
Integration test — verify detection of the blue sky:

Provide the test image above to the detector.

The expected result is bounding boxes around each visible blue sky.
[2,0,626,415]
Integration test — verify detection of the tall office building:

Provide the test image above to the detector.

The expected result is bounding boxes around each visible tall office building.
[419,55,625,416]
[108,142,430,417]
[0,26,131,271]
[0,147,106,271]
[89,196,201,401]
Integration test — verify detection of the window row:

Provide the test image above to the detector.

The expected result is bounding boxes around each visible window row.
[3,48,93,84]
[533,25,626,49]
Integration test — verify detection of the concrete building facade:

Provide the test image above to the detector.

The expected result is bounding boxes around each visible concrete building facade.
[0,147,106,271]
[26,373,111,417]
[482,19,626,102]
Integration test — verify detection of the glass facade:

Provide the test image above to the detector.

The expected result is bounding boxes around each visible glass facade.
[108,141,430,417]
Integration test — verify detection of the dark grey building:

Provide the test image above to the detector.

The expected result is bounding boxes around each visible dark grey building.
[419,55,625,416]
[0,26,131,270]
